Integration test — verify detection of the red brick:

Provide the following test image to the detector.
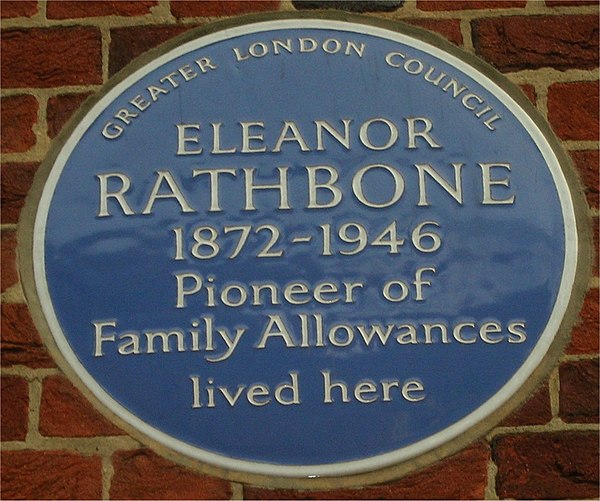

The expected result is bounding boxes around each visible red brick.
[593,216,599,277]
[39,374,124,437]
[472,15,599,71]
[1,303,56,368]
[418,0,526,10]
[47,93,92,139]
[1,376,29,441]
[570,150,599,209]
[548,81,599,140]
[1,28,102,88]
[567,287,599,355]
[0,1,38,18]
[559,359,599,423]
[297,1,404,11]
[1,95,38,153]
[494,432,599,499]
[1,162,38,223]
[1,230,18,293]
[110,449,231,500]
[1,450,102,500]
[109,25,193,76]
[405,18,463,45]
[47,0,157,18]
[519,84,536,104]
[246,442,490,499]
[171,0,279,18]
[499,382,552,426]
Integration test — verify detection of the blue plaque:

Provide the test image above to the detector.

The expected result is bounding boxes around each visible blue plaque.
[21,13,589,483]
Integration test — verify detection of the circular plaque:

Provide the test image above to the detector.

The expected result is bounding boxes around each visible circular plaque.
[21,12,589,484]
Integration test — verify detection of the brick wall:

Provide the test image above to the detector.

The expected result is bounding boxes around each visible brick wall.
[1,0,598,499]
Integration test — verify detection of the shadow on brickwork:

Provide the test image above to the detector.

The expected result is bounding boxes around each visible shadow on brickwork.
[292,1,404,13]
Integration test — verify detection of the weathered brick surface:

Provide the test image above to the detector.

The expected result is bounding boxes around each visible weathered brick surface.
[246,442,490,499]
[559,359,599,423]
[0,1,38,18]
[567,287,599,355]
[47,0,157,19]
[1,303,56,368]
[172,0,280,17]
[499,382,552,427]
[592,217,599,277]
[110,449,232,500]
[292,1,402,12]
[418,0,526,10]
[494,432,600,499]
[1,28,102,88]
[1,376,29,441]
[47,93,93,139]
[405,18,462,45]
[547,81,600,140]
[519,84,536,104]
[1,230,18,293]
[109,25,193,76]
[570,150,599,209]
[1,450,103,500]
[1,162,38,223]
[472,15,599,72]
[39,375,124,437]
[1,95,38,153]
